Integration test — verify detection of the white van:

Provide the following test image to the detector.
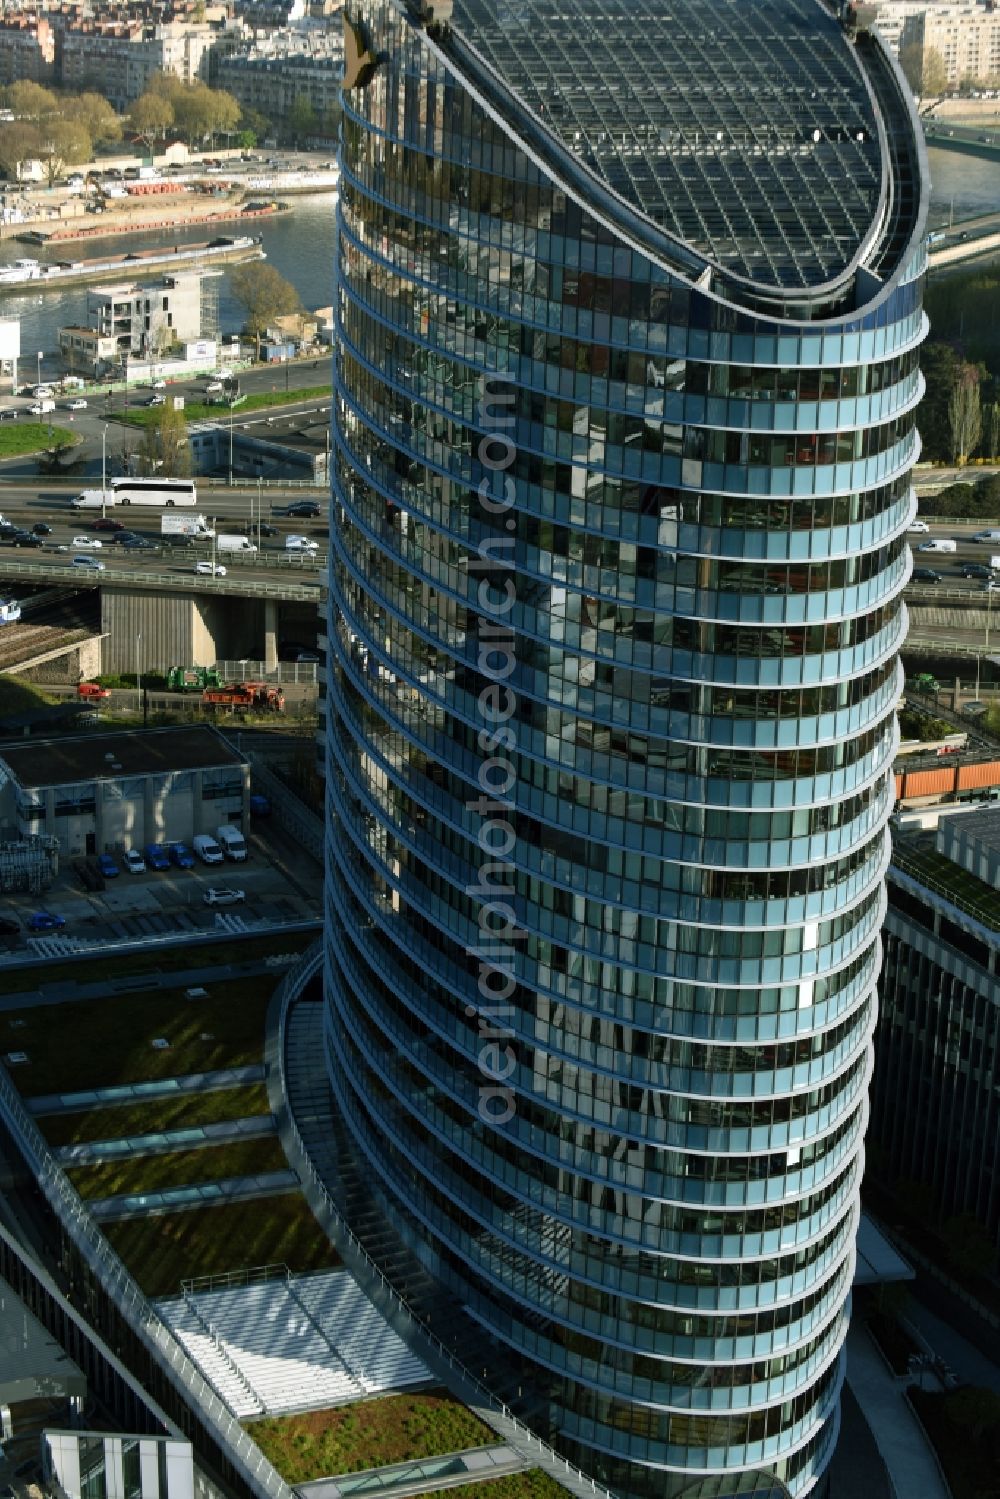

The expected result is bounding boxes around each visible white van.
[215,824,247,861]
[193,833,224,866]
[973,530,1000,544]
[916,538,957,553]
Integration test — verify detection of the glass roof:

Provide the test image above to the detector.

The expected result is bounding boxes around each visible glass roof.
[449,0,885,289]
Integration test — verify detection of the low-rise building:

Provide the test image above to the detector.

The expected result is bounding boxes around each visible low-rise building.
[59,272,205,377]
[0,725,249,858]
[872,806,1000,1258]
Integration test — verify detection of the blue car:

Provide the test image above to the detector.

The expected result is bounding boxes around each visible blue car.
[28,911,66,932]
[144,843,170,871]
[169,842,195,870]
[97,853,119,878]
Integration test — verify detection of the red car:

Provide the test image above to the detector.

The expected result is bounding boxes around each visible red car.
[92,517,124,532]
[77,682,110,700]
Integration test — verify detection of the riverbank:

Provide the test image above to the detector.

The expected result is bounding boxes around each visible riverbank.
[5,194,292,247]
[0,236,264,296]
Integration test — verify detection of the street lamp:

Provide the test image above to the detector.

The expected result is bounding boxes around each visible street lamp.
[35,351,41,394]
[229,399,234,486]
[101,424,108,516]
[135,633,142,716]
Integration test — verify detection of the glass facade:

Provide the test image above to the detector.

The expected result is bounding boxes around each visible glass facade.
[322,2,928,1496]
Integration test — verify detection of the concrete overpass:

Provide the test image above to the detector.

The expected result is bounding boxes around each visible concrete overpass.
[0,557,321,674]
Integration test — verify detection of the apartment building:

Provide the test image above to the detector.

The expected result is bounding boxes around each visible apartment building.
[215,35,343,125]
[60,19,219,107]
[874,0,1000,84]
[0,14,55,85]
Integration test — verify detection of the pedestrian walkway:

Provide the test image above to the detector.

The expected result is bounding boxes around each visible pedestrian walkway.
[845,1321,950,1499]
[56,1113,276,1166]
[27,1064,265,1117]
[89,1168,299,1221]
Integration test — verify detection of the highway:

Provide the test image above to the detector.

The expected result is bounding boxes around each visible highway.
[0,479,327,595]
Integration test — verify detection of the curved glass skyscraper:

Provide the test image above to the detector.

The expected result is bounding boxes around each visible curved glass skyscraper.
[323,1,928,1495]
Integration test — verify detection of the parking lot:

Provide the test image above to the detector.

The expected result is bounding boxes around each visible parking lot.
[0,822,320,956]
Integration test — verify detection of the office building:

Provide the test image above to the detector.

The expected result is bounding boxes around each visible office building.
[872,809,1000,1256]
[322,1,928,1496]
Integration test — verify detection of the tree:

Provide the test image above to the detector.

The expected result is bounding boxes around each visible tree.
[237,128,257,150]
[4,80,58,120]
[948,362,984,464]
[230,262,301,359]
[988,401,1000,460]
[138,401,191,477]
[0,122,42,180]
[287,94,318,142]
[129,92,175,152]
[917,341,961,462]
[922,46,949,97]
[899,41,923,96]
[38,118,91,185]
[946,1386,1000,1444]
[71,92,122,148]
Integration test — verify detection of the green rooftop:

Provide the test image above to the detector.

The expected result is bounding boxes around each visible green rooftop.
[891,835,1000,931]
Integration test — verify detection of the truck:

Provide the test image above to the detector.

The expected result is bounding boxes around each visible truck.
[216,535,257,554]
[201,681,285,712]
[0,600,21,624]
[71,489,114,510]
[216,824,248,861]
[161,514,214,539]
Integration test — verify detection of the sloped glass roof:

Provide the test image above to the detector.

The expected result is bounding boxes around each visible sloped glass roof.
[450,0,885,289]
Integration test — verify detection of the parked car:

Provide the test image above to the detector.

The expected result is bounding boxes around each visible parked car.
[97,853,119,878]
[65,398,88,410]
[284,501,321,518]
[203,887,246,906]
[205,381,224,395]
[963,700,990,717]
[168,842,195,869]
[195,561,227,576]
[71,535,103,549]
[144,843,170,871]
[92,517,124,532]
[152,379,166,390]
[27,911,65,932]
[124,848,146,874]
[71,556,105,571]
[77,682,110,700]
[149,394,165,406]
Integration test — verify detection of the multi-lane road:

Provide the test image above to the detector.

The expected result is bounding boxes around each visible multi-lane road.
[0,479,327,592]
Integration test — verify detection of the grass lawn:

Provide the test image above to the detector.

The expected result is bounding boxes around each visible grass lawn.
[0,422,75,457]
[123,386,330,429]
[67,1136,289,1199]
[39,1084,272,1145]
[0,928,313,997]
[105,1194,340,1297]
[247,1393,494,1483]
[0,675,60,715]
[7,974,279,1097]
[417,1475,569,1499]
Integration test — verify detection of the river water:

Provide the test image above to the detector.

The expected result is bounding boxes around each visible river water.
[2,148,997,359]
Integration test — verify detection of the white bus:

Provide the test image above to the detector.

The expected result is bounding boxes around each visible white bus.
[71,478,198,510]
[112,477,197,507]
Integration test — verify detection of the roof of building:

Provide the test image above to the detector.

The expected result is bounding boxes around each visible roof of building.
[449,0,895,289]
[0,725,244,788]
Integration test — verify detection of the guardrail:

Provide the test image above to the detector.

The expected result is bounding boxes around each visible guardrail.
[0,557,320,599]
[0,1057,297,1499]
[905,584,997,601]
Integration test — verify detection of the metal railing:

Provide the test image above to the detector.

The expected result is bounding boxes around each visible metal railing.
[0,1059,297,1499]
[270,950,619,1499]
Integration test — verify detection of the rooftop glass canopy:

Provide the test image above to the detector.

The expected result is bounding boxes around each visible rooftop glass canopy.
[450,0,885,289]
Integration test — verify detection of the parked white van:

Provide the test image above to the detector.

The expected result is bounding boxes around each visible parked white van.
[215,824,247,861]
[193,833,224,866]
